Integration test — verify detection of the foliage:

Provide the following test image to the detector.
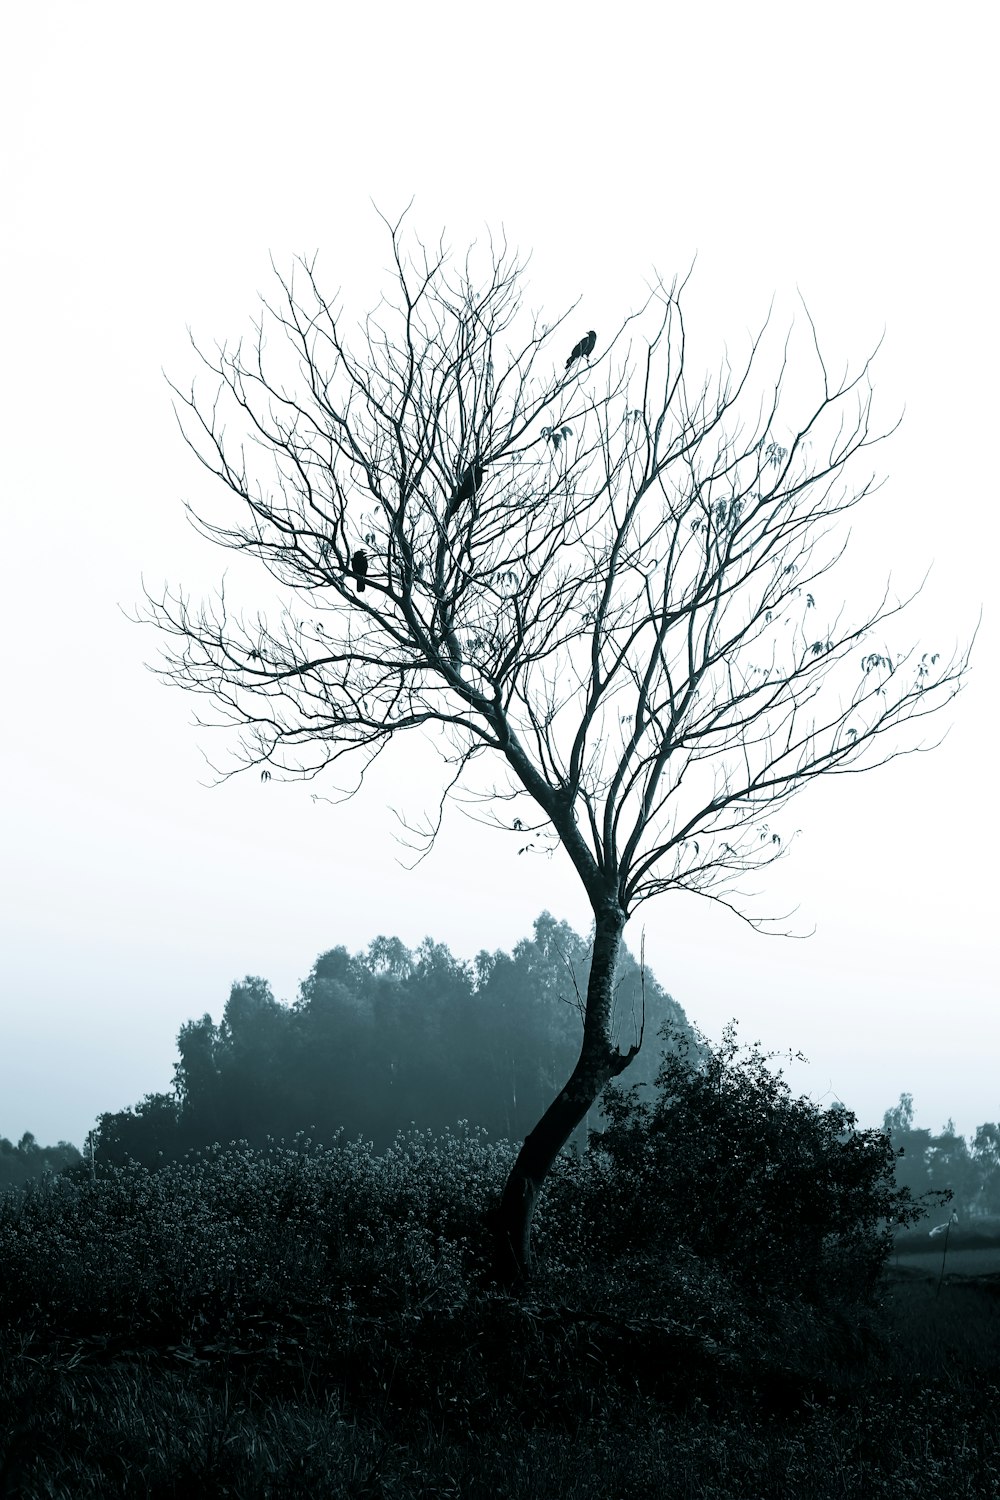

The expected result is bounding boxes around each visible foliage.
[1,1117,998,1498]
[541,1020,930,1310]
[972,1123,1000,1215]
[4,1127,513,1345]
[0,1132,80,1190]
[86,913,693,1169]
[882,1092,1000,1219]
[4,1074,910,1361]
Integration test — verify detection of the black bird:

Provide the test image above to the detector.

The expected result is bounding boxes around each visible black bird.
[447,460,485,514]
[350,549,368,592]
[565,330,597,370]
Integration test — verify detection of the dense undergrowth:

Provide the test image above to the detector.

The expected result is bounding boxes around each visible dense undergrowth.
[1,1033,998,1497]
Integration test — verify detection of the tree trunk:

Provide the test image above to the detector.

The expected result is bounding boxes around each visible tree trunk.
[489,903,630,1288]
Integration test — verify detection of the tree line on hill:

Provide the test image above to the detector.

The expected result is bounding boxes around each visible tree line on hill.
[0,1133,80,1190]
[2,912,998,1222]
[881,1092,1000,1219]
[86,913,691,1170]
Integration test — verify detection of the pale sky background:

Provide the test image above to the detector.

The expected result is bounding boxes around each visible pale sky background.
[1,3,996,1152]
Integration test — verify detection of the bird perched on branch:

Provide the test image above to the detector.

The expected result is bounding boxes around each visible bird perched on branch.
[350,549,368,592]
[447,460,485,517]
[565,330,596,370]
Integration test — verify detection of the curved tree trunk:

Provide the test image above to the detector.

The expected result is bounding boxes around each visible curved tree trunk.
[489,903,632,1288]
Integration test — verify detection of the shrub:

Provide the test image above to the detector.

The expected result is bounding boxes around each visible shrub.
[545,1021,925,1310]
[0,1126,518,1341]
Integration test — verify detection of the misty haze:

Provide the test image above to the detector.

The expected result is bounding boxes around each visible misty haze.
[2,6,997,1494]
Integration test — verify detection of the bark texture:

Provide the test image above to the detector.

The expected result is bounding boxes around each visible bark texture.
[490,903,637,1287]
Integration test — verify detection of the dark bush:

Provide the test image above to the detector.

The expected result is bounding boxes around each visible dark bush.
[539,1021,927,1311]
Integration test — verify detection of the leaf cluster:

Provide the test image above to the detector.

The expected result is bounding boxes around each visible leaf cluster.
[537,1021,926,1310]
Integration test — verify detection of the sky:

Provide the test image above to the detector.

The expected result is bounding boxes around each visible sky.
[1,2,996,1151]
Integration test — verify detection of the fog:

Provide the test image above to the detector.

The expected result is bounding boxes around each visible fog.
[1,1,996,1151]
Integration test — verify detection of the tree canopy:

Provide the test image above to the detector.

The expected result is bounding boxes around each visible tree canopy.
[88,914,691,1168]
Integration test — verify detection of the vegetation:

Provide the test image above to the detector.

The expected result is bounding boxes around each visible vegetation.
[2,1026,997,1496]
[6,923,999,1230]
[82,913,691,1172]
[133,218,972,1279]
[0,1133,80,1193]
[883,1092,1000,1220]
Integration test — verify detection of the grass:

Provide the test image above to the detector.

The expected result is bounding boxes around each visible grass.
[893,1246,1000,1277]
[0,1135,998,1498]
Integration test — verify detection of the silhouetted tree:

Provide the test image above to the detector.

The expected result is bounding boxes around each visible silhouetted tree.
[882,1093,998,1219]
[926,1118,980,1214]
[972,1124,1000,1215]
[94,914,691,1168]
[136,213,972,1284]
[0,1133,81,1191]
[882,1092,916,1136]
[89,1092,182,1170]
[882,1092,935,1206]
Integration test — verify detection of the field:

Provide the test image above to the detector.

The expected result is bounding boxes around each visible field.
[890,1220,1000,1281]
[0,1142,998,1498]
[892,1244,1000,1278]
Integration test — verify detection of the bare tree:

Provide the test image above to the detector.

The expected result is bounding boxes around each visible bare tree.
[135,213,972,1286]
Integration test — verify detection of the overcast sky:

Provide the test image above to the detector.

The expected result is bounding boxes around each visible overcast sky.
[1,3,996,1152]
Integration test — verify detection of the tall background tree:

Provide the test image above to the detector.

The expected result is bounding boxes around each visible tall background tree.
[882,1093,1000,1220]
[136,215,971,1282]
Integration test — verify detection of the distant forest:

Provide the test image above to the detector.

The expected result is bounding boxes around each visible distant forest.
[3,912,998,1216]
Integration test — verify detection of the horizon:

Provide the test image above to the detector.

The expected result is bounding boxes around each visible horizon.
[2,905,989,1154]
[2,3,995,1157]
